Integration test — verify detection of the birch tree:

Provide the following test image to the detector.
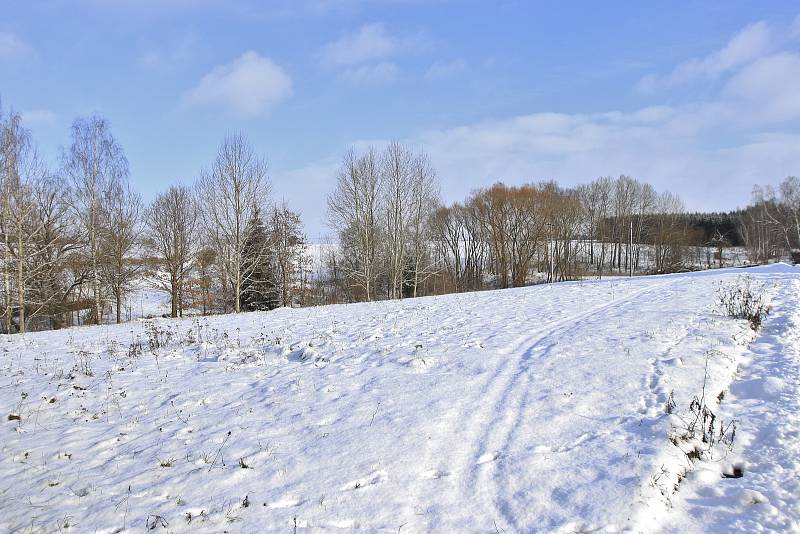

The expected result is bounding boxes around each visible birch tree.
[0,111,47,332]
[63,115,129,324]
[327,148,381,301]
[1,109,81,332]
[197,133,270,313]
[381,141,414,298]
[406,151,440,297]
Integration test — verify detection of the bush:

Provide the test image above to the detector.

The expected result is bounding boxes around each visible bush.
[717,275,768,330]
[668,354,737,463]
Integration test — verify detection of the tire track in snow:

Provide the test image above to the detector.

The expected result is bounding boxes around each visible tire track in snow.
[491,279,707,532]
[419,278,677,531]
[476,279,682,531]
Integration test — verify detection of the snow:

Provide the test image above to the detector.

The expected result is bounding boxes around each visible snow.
[1,265,799,532]
[127,284,172,319]
[664,266,800,533]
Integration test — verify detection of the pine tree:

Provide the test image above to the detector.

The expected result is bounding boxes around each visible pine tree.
[239,208,278,311]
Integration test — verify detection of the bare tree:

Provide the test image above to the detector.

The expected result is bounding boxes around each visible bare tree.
[197,133,270,313]
[651,191,686,273]
[0,109,85,332]
[585,177,613,278]
[429,201,486,293]
[0,111,48,332]
[472,183,547,287]
[758,177,800,252]
[327,148,381,301]
[26,176,84,328]
[578,177,613,273]
[63,115,129,324]
[543,183,583,282]
[778,176,800,249]
[101,181,141,323]
[381,141,414,298]
[270,203,306,307]
[407,151,440,297]
[145,185,198,318]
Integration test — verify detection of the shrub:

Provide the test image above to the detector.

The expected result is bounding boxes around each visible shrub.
[144,320,174,352]
[669,354,737,464]
[717,275,768,330]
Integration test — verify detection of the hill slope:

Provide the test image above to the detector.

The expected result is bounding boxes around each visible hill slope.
[1,265,798,532]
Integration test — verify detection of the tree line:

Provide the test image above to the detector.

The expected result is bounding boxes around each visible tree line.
[0,106,308,333]
[1,101,795,332]
[322,152,744,301]
[739,177,800,264]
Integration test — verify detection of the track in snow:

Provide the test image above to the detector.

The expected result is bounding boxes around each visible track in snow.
[1,266,798,533]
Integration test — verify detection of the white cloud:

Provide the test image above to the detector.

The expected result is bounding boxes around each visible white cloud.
[343,61,398,85]
[20,109,57,128]
[183,51,292,116]
[409,22,800,209]
[286,17,800,236]
[319,23,396,66]
[681,22,771,77]
[638,21,772,91]
[723,52,800,122]
[425,58,468,80]
[318,22,427,84]
[635,19,800,126]
[0,31,33,61]
[285,100,800,236]
[407,106,800,214]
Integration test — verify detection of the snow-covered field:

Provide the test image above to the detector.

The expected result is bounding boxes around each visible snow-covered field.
[1,265,798,533]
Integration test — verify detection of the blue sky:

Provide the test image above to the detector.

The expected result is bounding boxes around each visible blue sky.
[2,0,799,238]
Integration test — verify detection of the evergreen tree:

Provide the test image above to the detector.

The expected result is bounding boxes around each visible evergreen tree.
[239,208,278,311]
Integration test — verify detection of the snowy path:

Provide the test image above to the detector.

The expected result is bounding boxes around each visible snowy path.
[1,265,798,532]
[419,279,678,532]
[665,274,800,532]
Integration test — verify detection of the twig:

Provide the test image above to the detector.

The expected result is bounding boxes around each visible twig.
[208,431,232,472]
[369,401,381,426]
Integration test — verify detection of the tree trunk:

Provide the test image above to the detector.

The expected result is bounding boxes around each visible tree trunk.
[17,229,24,334]
[171,274,178,318]
[4,228,12,334]
[234,247,241,313]
[91,207,102,324]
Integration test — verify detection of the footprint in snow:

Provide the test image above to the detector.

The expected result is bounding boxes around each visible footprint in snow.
[664,357,684,367]
[327,519,359,529]
[267,496,304,509]
[406,356,435,372]
[342,469,387,490]
[555,432,603,452]
[421,468,450,479]
[476,451,500,465]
